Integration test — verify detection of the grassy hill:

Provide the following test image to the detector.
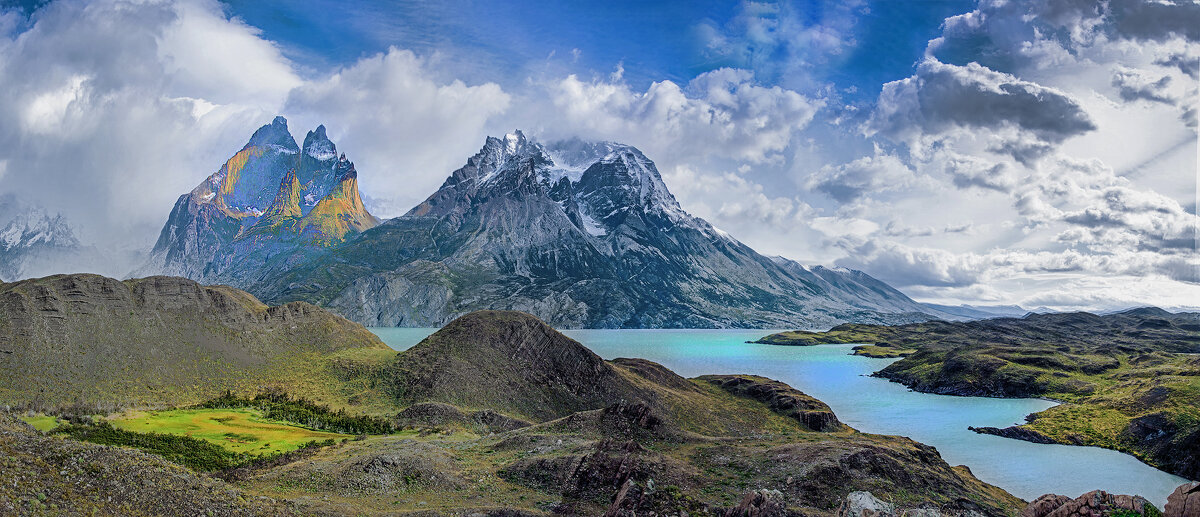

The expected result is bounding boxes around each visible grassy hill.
[0,274,394,411]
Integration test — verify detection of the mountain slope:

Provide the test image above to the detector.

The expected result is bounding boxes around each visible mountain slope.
[0,273,390,408]
[247,131,938,328]
[139,117,379,282]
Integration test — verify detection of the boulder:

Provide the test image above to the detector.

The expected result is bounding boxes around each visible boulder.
[838,491,896,517]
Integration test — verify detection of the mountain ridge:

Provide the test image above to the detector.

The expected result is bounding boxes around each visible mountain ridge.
[142,118,942,328]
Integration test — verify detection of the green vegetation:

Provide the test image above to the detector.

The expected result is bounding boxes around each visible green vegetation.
[59,421,248,471]
[19,414,60,432]
[108,407,350,456]
[197,390,396,435]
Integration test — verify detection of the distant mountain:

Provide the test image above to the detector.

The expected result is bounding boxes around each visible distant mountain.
[919,303,1031,321]
[137,117,379,282]
[0,196,89,282]
[236,129,938,328]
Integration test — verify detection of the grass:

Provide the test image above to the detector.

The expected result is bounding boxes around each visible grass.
[109,408,349,456]
[19,414,61,432]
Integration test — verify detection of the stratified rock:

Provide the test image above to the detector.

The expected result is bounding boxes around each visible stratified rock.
[1165,482,1200,517]
[837,491,896,517]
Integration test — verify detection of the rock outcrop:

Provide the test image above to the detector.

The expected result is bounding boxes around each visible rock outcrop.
[1165,482,1200,517]
[1019,490,1156,517]
[700,374,844,432]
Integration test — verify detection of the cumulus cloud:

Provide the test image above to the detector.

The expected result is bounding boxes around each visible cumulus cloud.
[1111,67,1175,104]
[808,151,916,202]
[541,67,821,164]
[868,58,1096,162]
[0,0,512,272]
[284,48,510,218]
[0,0,296,257]
[944,153,1020,192]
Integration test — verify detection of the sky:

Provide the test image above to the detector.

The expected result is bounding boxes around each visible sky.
[0,0,1197,311]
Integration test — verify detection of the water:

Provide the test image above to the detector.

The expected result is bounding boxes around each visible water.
[369,327,1191,507]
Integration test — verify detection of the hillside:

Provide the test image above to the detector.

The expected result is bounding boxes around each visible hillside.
[0,273,392,409]
[232,310,1022,516]
[755,308,1200,479]
[0,413,296,515]
[242,130,940,328]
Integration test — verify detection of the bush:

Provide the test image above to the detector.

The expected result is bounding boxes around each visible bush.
[198,390,395,435]
[59,421,245,471]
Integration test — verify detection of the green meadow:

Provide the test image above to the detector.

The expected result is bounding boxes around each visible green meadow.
[109,408,349,455]
[19,414,61,432]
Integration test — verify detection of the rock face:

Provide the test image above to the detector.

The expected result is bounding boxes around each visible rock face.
[139,117,379,283]
[245,130,938,328]
[0,273,386,407]
[1019,490,1156,517]
[699,374,844,432]
[1165,482,1200,517]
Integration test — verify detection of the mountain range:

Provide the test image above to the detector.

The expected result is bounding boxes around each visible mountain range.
[0,195,90,282]
[139,117,944,328]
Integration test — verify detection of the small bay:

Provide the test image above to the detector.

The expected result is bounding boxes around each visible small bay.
[369,327,1190,507]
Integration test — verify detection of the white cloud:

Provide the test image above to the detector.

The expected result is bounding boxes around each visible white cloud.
[808,150,916,202]
[284,48,510,218]
[539,67,822,165]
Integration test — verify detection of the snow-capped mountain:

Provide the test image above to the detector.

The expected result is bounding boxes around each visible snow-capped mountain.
[242,129,938,328]
[138,116,380,282]
[0,197,86,281]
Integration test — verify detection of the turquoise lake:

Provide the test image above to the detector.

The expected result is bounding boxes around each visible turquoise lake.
[369,327,1191,507]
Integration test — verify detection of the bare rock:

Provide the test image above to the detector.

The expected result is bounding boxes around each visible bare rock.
[838,491,896,517]
[1165,482,1200,517]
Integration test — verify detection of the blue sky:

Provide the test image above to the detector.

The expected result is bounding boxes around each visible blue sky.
[219,0,973,100]
[0,0,1196,310]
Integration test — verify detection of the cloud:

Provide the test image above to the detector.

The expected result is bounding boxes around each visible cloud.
[694,0,864,89]
[868,58,1096,161]
[284,48,510,218]
[1111,67,1175,104]
[540,67,822,164]
[0,0,296,259]
[808,151,915,202]
[0,0,512,270]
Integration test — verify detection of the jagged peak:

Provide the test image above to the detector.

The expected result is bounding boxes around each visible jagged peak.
[246,116,298,151]
[302,124,336,162]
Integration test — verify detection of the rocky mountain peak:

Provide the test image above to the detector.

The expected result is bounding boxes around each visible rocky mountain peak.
[246,116,298,151]
[302,124,336,162]
[0,207,80,251]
